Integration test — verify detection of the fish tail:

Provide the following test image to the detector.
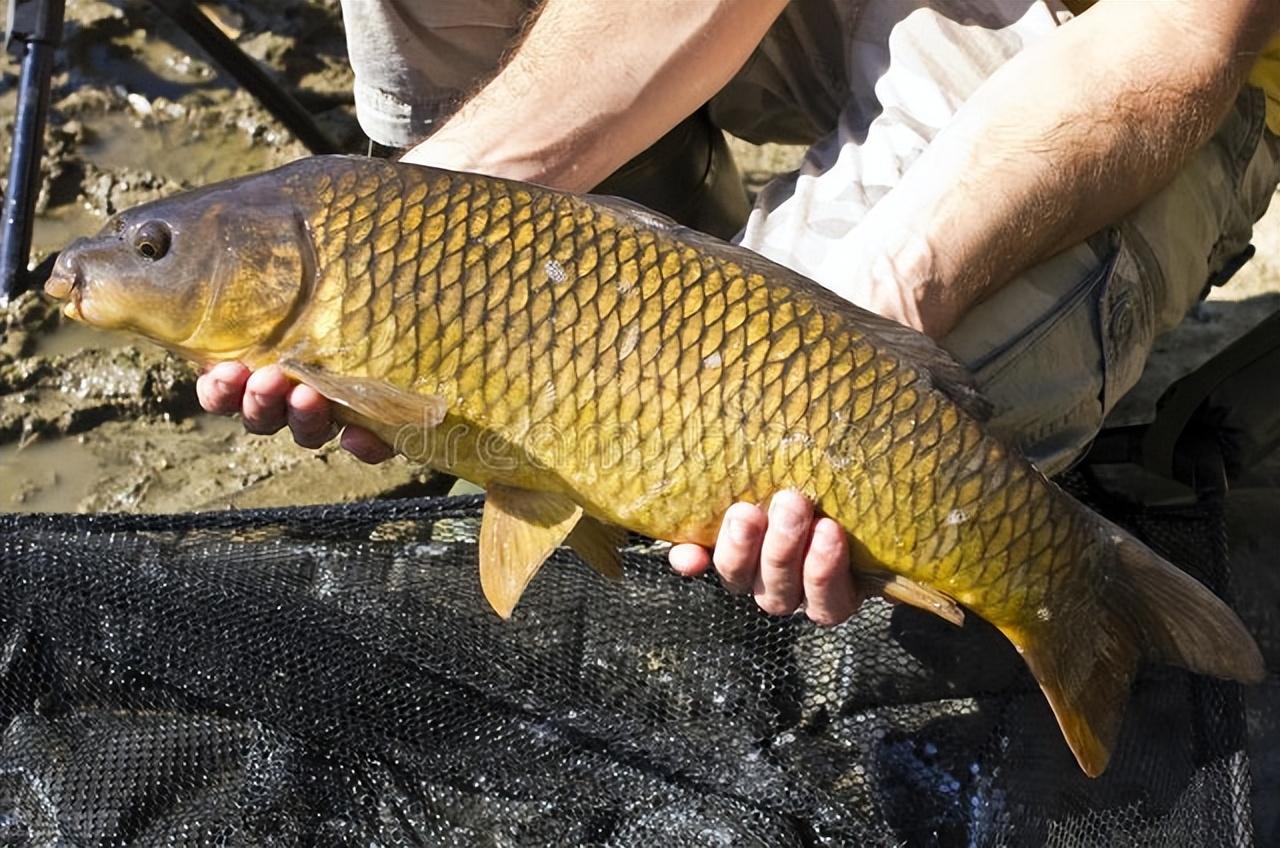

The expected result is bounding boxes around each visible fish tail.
[998,515,1263,777]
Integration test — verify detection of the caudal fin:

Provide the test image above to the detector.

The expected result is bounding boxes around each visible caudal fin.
[999,519,1264,777]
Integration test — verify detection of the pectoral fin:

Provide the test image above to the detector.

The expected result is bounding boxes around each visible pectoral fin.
[480,484,584,619]
[860,570,965,627]
[279,359,446,430]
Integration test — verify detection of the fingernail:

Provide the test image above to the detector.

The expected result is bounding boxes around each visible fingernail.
[769,496,801,531]
[214,378,235,394]
[728,518,751,545]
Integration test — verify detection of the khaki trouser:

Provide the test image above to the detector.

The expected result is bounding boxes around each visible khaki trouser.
[341,0,1280,474]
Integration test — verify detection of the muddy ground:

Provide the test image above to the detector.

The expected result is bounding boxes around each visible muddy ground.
[0,0,440,512]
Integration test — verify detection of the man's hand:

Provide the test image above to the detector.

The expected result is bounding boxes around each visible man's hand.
[668,490,862,626]
[196,362,394,463]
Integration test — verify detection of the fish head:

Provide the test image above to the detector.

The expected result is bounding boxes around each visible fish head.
[45,175,313,362]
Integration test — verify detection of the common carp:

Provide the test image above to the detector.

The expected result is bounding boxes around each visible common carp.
[45,155,1263,776]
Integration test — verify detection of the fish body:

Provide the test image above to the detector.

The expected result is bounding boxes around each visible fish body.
[47,155,1264,776]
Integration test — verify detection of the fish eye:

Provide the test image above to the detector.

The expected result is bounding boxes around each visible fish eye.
[134,221,171,261]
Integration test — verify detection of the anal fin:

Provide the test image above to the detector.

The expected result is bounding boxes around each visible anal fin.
[861,570,965,627]
[567,517,626,581]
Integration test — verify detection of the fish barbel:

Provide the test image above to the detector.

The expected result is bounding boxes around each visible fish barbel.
[45,155,1263,776]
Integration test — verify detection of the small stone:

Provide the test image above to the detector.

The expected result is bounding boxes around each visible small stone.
[126,92,152,117]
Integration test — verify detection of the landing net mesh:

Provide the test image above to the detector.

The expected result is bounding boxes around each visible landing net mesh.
[0,481,1270,846]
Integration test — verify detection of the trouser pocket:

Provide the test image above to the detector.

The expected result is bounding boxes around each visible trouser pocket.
[1095,227,1156,414]
[961,241,1120,475]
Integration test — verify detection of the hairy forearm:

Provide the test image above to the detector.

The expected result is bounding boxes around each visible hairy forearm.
[402,0,786,190]
[847,0,1280,338]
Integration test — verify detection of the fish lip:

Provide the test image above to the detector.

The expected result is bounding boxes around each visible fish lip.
[45,271,87,323]
[44,251,85,318]
[61,292,83,320]
[44,267,75,301]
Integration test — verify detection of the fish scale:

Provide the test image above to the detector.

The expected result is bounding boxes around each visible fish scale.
[48,154,1263,777]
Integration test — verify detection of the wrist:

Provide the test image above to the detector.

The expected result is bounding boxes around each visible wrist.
[399,130,484,173]
[399,113,606,191]
[834,224,960,339]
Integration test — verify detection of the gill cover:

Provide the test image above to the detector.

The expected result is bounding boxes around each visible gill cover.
[184,199,315,359]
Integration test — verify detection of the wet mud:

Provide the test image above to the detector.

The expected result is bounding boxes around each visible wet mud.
[0,0,440,512]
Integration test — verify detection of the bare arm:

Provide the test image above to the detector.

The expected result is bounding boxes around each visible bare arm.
[400,0,788,190]
[845,0,1280,337]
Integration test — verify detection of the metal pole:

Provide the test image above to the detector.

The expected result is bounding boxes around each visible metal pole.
[0,0,64,304]
[147,0,339,156]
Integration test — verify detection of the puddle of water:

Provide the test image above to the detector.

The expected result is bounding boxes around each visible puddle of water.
[31,315,135,358]
[0,414,245,514]
[70,13,229,103]
[32,203,107,259]
[0,434,103,513]
[81,111,279,188]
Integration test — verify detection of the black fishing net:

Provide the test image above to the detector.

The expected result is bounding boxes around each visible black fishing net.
[0,478,1271,846]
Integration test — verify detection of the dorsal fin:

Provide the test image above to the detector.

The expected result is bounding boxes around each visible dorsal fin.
[837,305,994,422]
[587,193,684,233]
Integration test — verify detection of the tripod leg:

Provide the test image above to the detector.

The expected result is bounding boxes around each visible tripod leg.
[0,0,64,304]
